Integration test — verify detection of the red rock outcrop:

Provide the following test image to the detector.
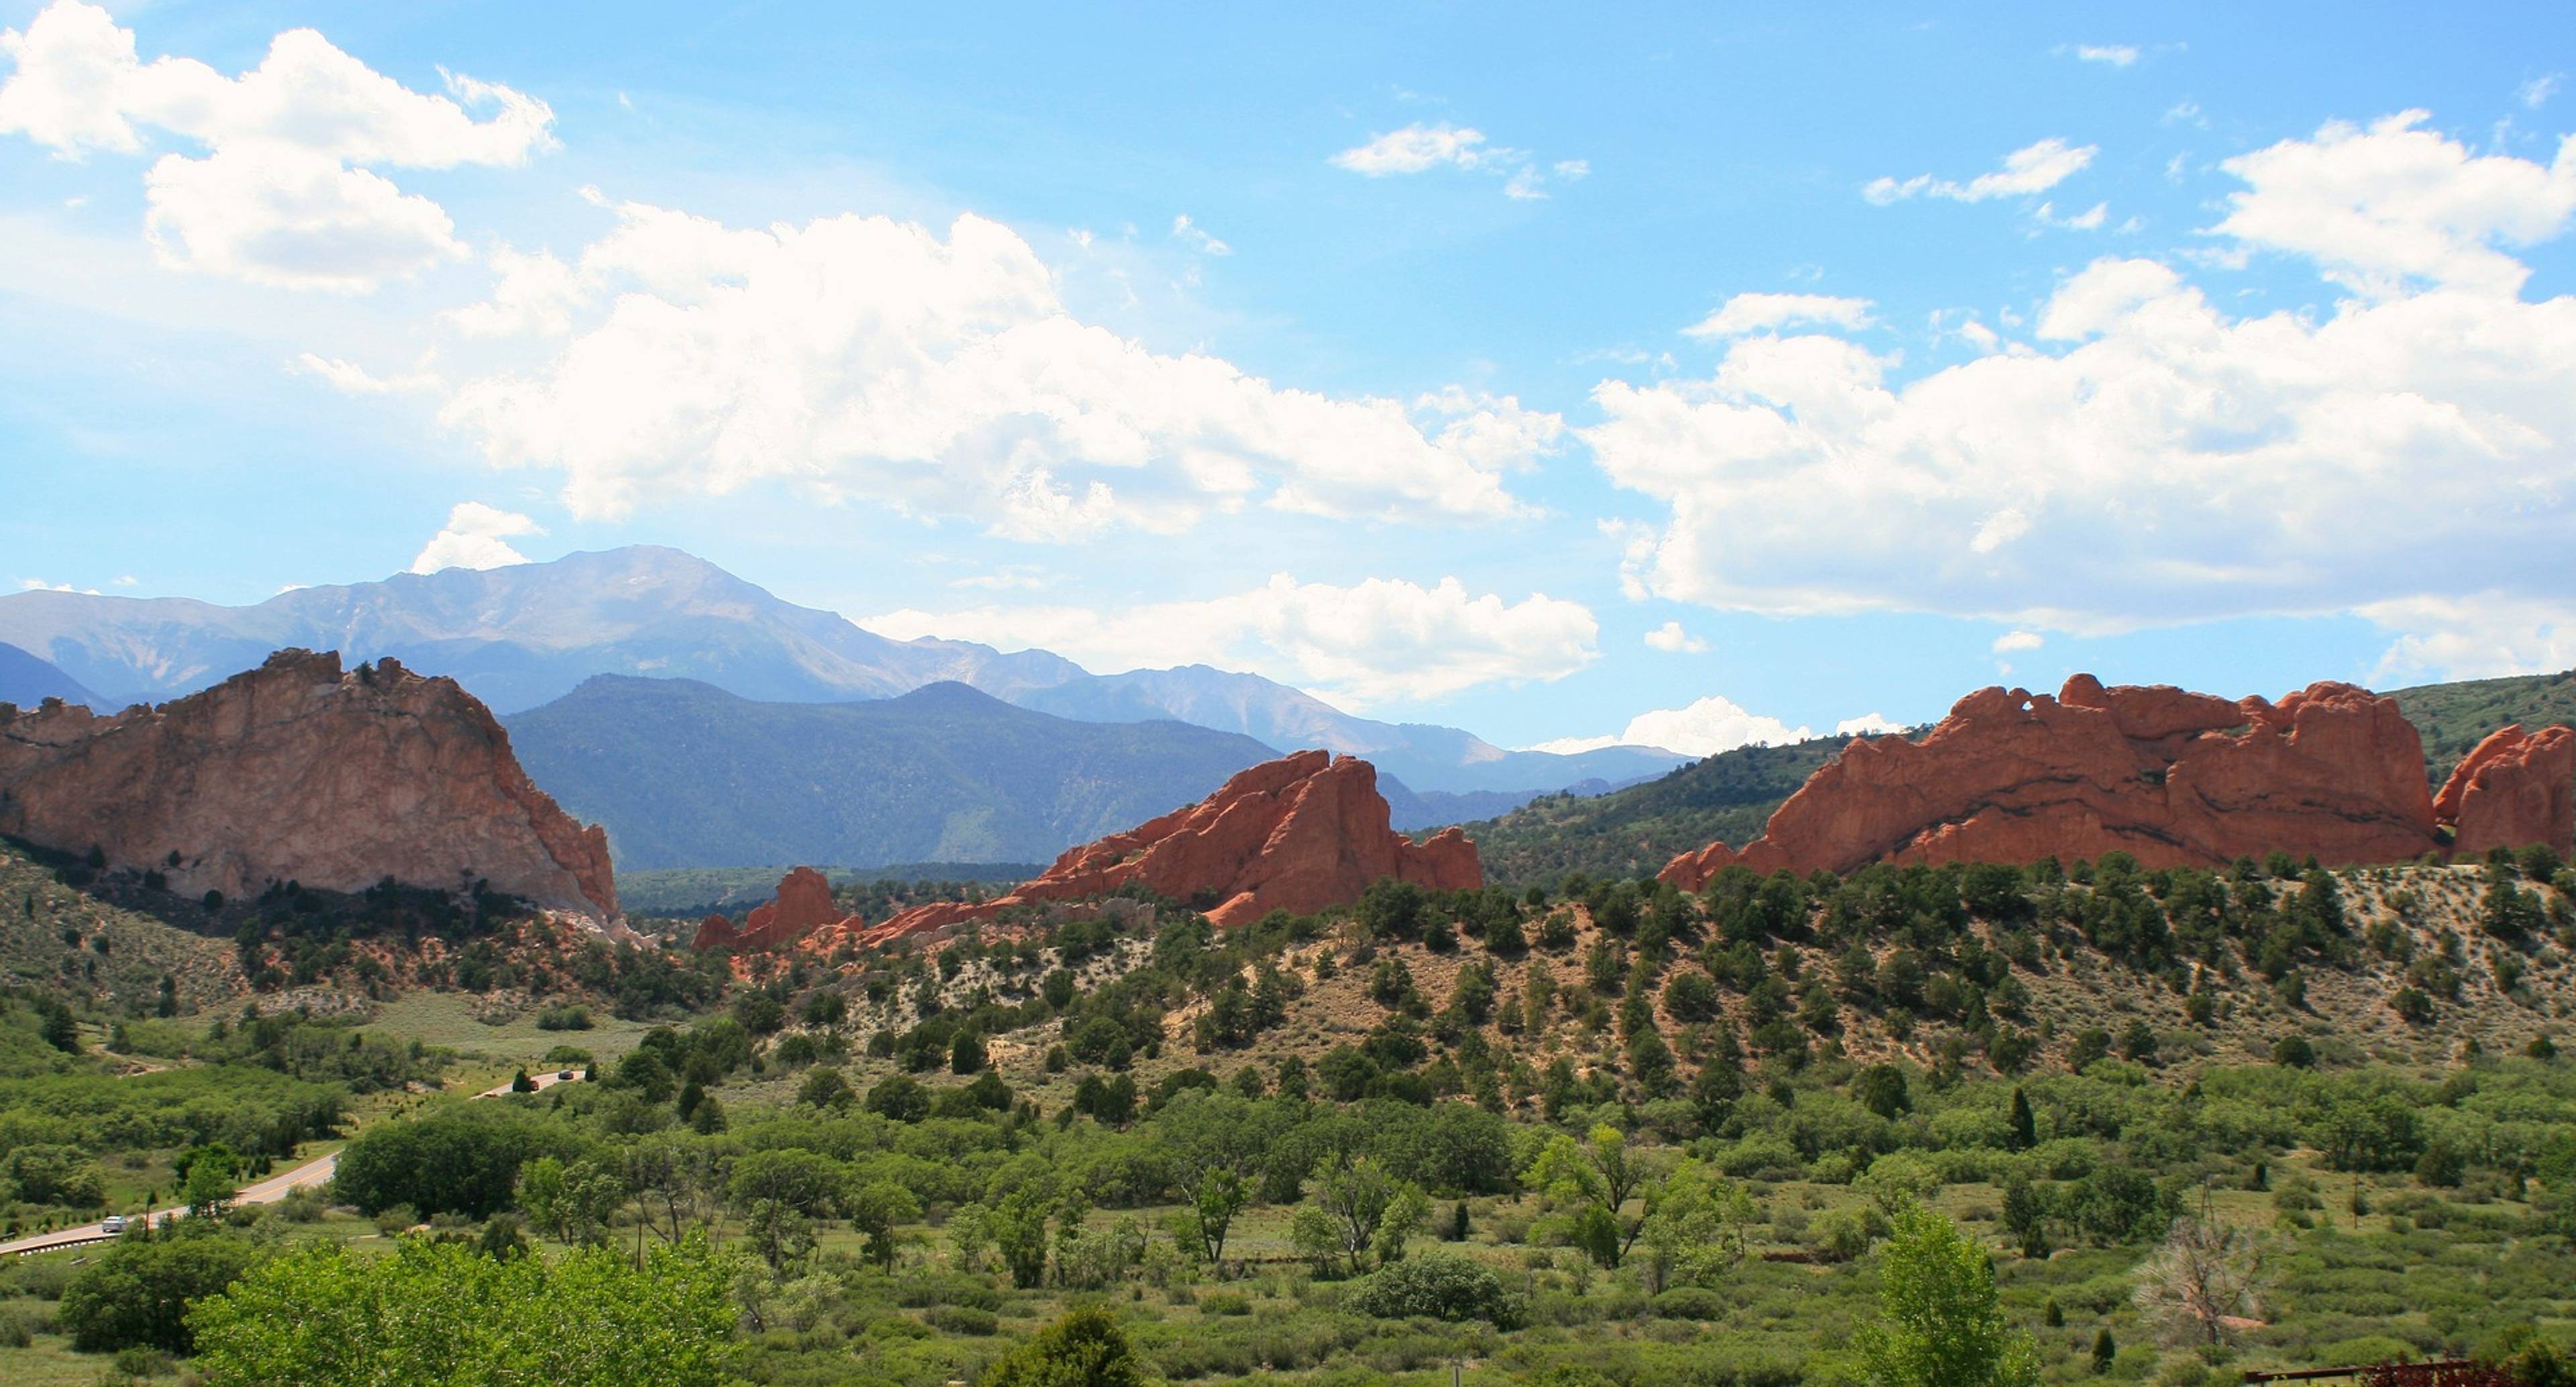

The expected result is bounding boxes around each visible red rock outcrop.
[692,866,864,950]
[857,750,1481,948]
[1661,675,2464,890]
[0,649,617,918]
[2436,725,2576,858]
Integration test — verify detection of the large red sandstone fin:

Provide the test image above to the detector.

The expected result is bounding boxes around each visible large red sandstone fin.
[1662,674,2447,888]
[692,865,861,950]
[0,649,619,919]
[861,750,1482,948]
[2438,724,2576,856]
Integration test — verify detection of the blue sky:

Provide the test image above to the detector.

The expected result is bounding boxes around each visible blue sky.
[2,0,2571,753]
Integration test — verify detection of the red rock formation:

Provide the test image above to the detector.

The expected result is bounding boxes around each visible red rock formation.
[861,750,1481,947]
[692,866,863,950]
[2437,725,2576,857]
[0,649,617,918]
[1660,675,2449,889]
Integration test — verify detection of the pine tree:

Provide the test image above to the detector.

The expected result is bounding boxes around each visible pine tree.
[2008,1087,2037,1152]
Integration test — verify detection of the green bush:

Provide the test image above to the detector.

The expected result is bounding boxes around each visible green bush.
[926,1305,998,1335]
[1346,1251,1522,1327]
[0,1300,45,1348]
[333,1111,544,1217]
[111,1345,175,1378]
[1653,1286,1729,1320]
[983,1307,1154,1387]
[59,1229,260,1353]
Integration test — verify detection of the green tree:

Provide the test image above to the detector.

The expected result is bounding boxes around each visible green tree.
[1854,1063,1911,1119]
[2,1143,107,1207]
[796,1066,855,1110]
[981,1307,1155,1387]
[2007,1088,2037,1152]
[731,991,785,1035]
[1639,1158,1758,1290]
[728,1148,849,1270]
[189,1237,737,1387]
[866,1073,931,1123]
[36,997,80,1054]
[993,1186,1057,1290]
[1525,1125,1656,1268]
[333,1112,539,1218]
[1305,1156,1425,1276]
[1854,1204,2039,1387]
[845,1180,921,1270]
[1349,1251,1522,1327]
[178,1144,239,1221]
[517,1155,624,1247]
[60,1231,260,1354]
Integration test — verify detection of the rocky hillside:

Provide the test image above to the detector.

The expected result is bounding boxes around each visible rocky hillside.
[0,840,244,1016]
[0,650,617,918]
[770,850,2576,1125]
[2395,669,2576,787]
[1464,735,1863,891]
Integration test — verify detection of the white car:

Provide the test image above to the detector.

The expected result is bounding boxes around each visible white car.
[99,1216,127,1234]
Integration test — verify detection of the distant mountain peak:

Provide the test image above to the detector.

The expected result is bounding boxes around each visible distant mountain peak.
[0,545,1681,797]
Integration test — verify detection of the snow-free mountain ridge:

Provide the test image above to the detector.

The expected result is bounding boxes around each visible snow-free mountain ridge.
[0,547,1682,797]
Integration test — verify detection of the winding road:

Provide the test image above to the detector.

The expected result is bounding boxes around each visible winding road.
[1,1068,586,1258]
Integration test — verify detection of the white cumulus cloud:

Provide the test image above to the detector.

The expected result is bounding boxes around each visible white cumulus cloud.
[2212,110,2576,299]
[2074,44,2141,67]
[861,574,1597,710]
[1644,620,1707,653]
[1866,137,2097,205]
[439,199,1558,533]
[1331,121,1576,200]
[410,502,543,574]
[1332,122,1503,174]
[1991,630,2045,654]
[294,353,442,394]
[1529,694,1815,758]
[1591,111,2576,680]
[2363,593,2576,682]
[1685,292,1876,338]
[0,0,553,290]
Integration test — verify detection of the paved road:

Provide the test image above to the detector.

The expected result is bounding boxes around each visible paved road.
[474,1066,586,1099]
[1,1070,587,1258]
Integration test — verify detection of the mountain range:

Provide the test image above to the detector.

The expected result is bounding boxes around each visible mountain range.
[0,643,99,708]
[503,676,1285,871]
[0,547,1683,799]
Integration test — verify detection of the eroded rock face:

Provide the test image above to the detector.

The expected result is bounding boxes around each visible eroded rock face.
[0,649,617,918]
[692,866,861,950]
[2438,725,2576,858]
[1661,675,2461,889]
[863,750,1481,948]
